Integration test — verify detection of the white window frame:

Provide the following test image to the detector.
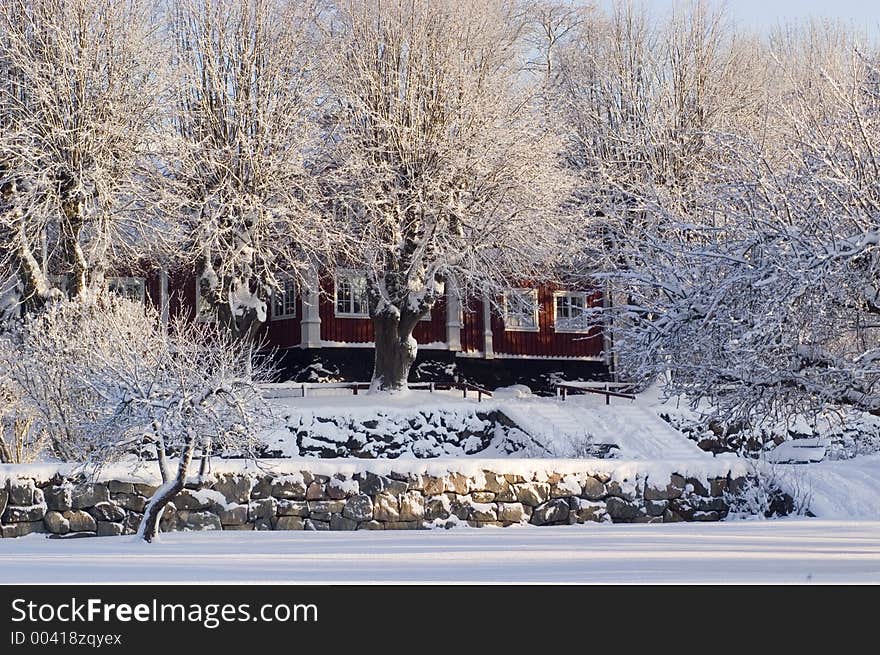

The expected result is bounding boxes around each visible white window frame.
[270,277,297,320]
[553,290,592,334]
[334,269,369,318]
[107,276,146,304]
[502,288,540,332]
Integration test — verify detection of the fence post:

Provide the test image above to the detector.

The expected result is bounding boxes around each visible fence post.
[301,384,307,398]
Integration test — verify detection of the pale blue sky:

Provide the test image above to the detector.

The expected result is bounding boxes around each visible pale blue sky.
[599,1,879,34]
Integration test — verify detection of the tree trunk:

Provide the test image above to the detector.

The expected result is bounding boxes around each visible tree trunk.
[0,430,13,464]
[60,193,87,298]
[152,421,170,484]
[138,433,197,543]
[5,219,53,315]
[197,262,266,344]
[370,311,420,392]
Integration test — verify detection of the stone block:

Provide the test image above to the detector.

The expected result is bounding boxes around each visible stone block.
[248,498,277,521]
[72,483,110,509]
[372,492,400,522]
[277,500,309,517]
[276,516,305,530]
[107,481,135,494]
[514,482,550,506]
[496,502,525,523]
[8,479,36,505]
[270,476,307,500]
[343,494,374,522]
[90,502,125,522]
[218,505,248,526]
[530,499,570,525]
[3,504,45,522]
[330,514,359,531]
[305,482,326,500]
[307,500,345,522]
[181,511,222,531]
[44,511,70,535]
[399,491,425,521]
[64,510,97,532]
[114,493,147,513]
[212,473,252,504]
[605,496,642,521]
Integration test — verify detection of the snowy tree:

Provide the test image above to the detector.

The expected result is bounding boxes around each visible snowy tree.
[524,0,591,83]
[322,0,573,391]
[556,0,766,216]
[159,0,332,342]
[0,376,46,464]
[0,294,271,541]
[642,24,880,425]
[561,10,880,428]
[0,0,166,314]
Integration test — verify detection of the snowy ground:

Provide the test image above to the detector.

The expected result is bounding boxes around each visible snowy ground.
[777,454,880,519]
[2,386,877,584]
[1,520,877,583]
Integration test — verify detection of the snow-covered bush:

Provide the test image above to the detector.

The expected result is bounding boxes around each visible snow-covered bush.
[724,462,812,519]
[0,295,162,462]
[662,402,880,460]
[0,294,272,541]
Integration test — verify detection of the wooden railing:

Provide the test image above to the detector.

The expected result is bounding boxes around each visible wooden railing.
[264,381,493,402]
[554,381,636,405]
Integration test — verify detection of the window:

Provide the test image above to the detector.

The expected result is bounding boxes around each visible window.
[502,288,539,331]
[271,278,297,320]
[107,277,145,304]
[554,291,591,333]
[335,270,369,317]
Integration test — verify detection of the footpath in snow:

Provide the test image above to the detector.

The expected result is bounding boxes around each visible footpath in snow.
[501,395,707,459]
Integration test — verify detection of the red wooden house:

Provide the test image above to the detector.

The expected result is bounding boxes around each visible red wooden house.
[115,267,611,387]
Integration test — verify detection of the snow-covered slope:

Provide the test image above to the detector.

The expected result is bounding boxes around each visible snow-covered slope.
[774,454,880,519]
[501,396,708,460]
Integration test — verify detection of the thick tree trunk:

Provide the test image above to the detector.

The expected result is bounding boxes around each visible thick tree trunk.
[197,261,266,344]
[0,430,13,464]
[371,311,420,392]
[138,434,197,543]
[60,194,87,298]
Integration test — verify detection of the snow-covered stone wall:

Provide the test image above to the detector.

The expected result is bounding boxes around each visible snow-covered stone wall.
[0,466,767,538]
